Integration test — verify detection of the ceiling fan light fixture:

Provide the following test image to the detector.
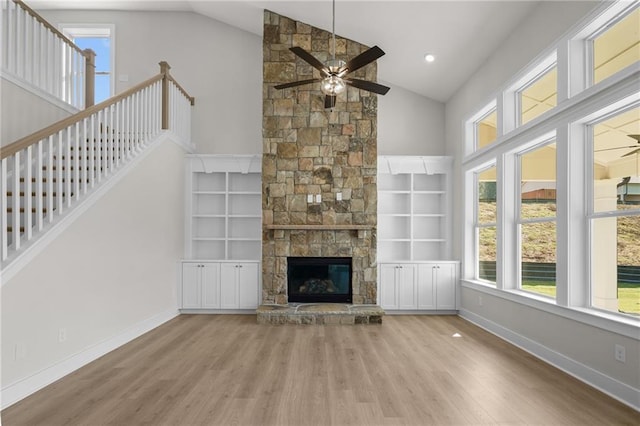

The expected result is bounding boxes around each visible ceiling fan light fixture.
[321,75,346,96]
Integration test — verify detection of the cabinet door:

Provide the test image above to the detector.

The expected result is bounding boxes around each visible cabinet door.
[435,264,456,310]
[417,264,436,310]
[201,263,220,308]
[397,265,416,309]
[182,263,201,308]
[379,264,398,309]
[220,263,239,309]
[238,263,259,309]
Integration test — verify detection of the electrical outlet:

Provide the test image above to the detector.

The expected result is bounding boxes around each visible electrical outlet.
[336,192,342,201]
[478,296,483,306]
[307,194,313,203]
[58,328,67,343]
[614,344,626,363]
[315,194,322,203]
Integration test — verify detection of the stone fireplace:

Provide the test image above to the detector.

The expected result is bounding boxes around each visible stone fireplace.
[261,10,378,306]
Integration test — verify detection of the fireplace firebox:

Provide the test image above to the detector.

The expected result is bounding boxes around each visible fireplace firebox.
[287,257,352,303]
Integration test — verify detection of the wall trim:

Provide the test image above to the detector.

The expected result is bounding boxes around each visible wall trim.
[459,308,640,412]
[1,308,179,410]
[1,132,187,284]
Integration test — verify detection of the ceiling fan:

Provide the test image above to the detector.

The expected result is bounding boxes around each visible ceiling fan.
[595,134,640,157]
[274,0,390,109]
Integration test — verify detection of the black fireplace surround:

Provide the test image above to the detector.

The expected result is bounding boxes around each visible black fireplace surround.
[287,257,352,303]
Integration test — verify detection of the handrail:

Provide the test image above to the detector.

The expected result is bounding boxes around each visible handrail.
[1,60,194,159]
[1,74,162,159]
[168,75,195,106]
[12,0,86,57]
[1,60,195,265]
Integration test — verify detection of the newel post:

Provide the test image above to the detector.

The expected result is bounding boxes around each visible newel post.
[84,49,96,108]
[160,61,171,130]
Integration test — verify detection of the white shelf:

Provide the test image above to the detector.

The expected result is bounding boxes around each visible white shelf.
[378,156,453,262]
[186,155,262,261]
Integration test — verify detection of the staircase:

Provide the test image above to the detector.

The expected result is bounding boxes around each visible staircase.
[1,0,195,274]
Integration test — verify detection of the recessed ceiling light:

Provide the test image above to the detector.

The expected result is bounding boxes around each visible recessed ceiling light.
[424,53,435,63]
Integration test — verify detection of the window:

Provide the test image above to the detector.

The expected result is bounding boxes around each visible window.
[476,109,498,149]
[62,26,114,104]
[519,65,557,125]
[590,106,640,316]
[518,141,557,298]
[591,6,640,85]
[462,1,640,327]
[476,166,497,284]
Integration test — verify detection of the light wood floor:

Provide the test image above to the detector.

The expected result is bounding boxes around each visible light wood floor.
[3,315,638,426]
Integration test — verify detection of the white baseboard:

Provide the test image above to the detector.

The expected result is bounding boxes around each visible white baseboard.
[459,308,640,412]
[1,308,179,410]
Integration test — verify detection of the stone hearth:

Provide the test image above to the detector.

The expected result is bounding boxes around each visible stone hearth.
[257,303,384,325]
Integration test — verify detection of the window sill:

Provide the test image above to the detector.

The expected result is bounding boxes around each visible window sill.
[461,279,640,339]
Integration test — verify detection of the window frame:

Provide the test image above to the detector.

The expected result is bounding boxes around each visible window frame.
[474,164,498,284]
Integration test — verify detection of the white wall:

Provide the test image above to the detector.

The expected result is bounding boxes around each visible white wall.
[39,9,263,155]
[445,0,640,407]
[37,9,440,157]
[1,78,76,146]
[1,137,185,398]
[379,83,445,155]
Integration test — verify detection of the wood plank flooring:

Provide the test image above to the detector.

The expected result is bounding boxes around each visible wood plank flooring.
[3,315,639,425]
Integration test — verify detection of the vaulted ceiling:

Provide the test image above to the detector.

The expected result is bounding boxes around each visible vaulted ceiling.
[29,0,541,102]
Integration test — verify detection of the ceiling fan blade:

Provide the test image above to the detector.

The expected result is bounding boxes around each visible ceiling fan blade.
[274,78,321,90]
[290,47,330,76]
[622,148,640,157]
[341,46,385,76]
[325,95,337,109]
[627,134,640,142]
[345,78,391,95]
[594,145,639,153]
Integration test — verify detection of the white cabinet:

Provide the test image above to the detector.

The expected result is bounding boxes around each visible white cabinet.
[181,262,220,309]
[417,263,457,310]
[378,156,452,262]
[380,262,458,312]
[181,261,259,310]
[379,263,416,310]
[220,262,259,309]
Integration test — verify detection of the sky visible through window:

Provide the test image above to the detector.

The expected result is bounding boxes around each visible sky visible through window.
[73,37,111,103]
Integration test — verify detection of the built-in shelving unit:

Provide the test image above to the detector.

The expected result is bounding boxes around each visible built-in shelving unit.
[185,155,262,261]
[377,156,453,262]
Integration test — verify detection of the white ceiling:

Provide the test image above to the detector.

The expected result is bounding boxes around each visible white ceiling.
[30,0,542,102]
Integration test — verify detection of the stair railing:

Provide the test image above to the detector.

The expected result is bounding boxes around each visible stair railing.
[1,0,95,108]
[0,61,194,265]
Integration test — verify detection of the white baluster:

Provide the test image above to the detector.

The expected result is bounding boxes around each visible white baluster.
[82,117,88,195]
[25,145,33,241]
[74,121,80,199]
[1,157,8,261]
[56,131,63,215]
[66,128,72,207]
[47,135,53,224]
[89,114,96,189]
[12,151,21,251]
[36,139,44,232]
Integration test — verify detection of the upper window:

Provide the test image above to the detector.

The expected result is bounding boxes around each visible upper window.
[476,166,497,284]
[591,6,640,85]
[62,26,114,104]
[519,65,558,126]
[476,109,498,149]
[518,140,557,299]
